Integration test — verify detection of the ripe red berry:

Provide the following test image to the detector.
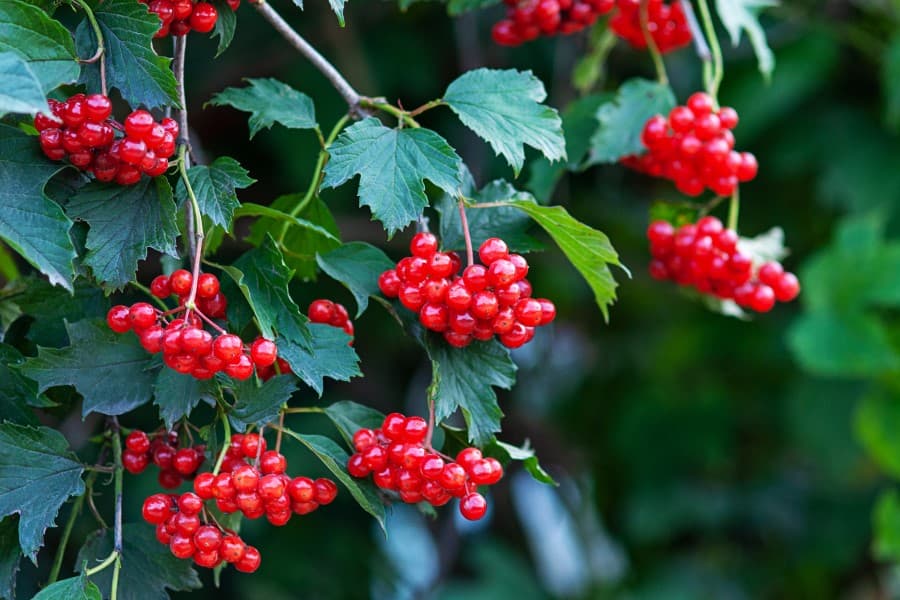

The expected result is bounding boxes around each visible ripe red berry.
[125,110,155,140]
[240,433,266,458]
[259,450,286,475]
[353,428,377,452]
[107,305,132,333]
[189,2,218,32]
[378,269,402,297]
[196,273,219,299]
[219,535,245,563]
[460,492,488,520]
[123,450,149,474]
[401,416,428,444]
[150,275,171,298]
[169,269,193,295]
[142,493,174,524]
[478,238,509,265]
[235,545,261,573]
[126,430,151,454]
[169,534,195,559]
[213,334,244,362]
[313,478,338,505]
[410,232,439,258]
[287,476,315,503]
[250,338,278,367]
[194,472,216,499]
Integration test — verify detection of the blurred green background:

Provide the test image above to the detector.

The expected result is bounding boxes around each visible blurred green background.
[16,0,900,597]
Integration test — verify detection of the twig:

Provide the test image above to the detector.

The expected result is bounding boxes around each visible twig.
[359,98,421,128]
[727,187,740,232]
[694,0,724,104]
[72,0,106,95]
[457,195,474,268]
[212,403,232,475]
[178,144,205,311]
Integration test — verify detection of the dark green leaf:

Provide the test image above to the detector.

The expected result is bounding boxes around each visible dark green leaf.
[324,400,385,445]
[177,157,255,229]
[208,78,317,138]
[32,574,101,600]
[883,34,900,129]
[211,0,236,57]
[506,200,626,321]
[280,430,385,529]
[0,345,43,425]
[8,276,106,347]
[443,68,565,175]
[77,525,201,600]
[0,423,84,562]
[66,177,178,291]
[20,319,158,417]
[0,52,49,118]
[316,242,394,317]
[0,0,79,93]
[154,370,218,430]
[585,78,676,166]
[855,391,900,478]
[446,0,499,14]
[321,118,462,236]
[788,311,899,377]
[485,439,556,485]
[228,375,297,432]
[0,125,75,291]
[75,0,179,110]
[715,0,776,80]
[277,323,361,396]
[0,518,20,600]
[874,490,900,562]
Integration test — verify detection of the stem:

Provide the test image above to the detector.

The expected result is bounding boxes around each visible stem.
[129,281,168,311]
[640,0,668,85]
[695,0,724,104]
[110,420,123,557]
[727,187,740,232]
[457,195,474,268]
[111,556,121,600]
[250,0,362,111]
[178,144,205,310]
[282,406,325,414]
[84,550,118,576]
[194,309,227,334]
[276,410,285,454]
[212,404,232,475]
[424,364,438,449]
[408,99,444,117]
[72,0,106,95]
[47,472,97,585]
[173,37,190,161]
[680,0,711,61]
[358,98,421,128]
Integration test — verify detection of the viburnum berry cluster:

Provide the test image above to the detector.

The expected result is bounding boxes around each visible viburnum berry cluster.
[378,234,556,349]
[106,270,278,379]
[347,413,502,520]
[143,0,235,38]
[491,0,614,47]
[307,299,355,341]
[609,0,691,52]
[622,92,758,197]
[35,95,177,185]
[647,216,801,312]
[123,429,206,489]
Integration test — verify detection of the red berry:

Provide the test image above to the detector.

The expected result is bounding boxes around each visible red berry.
[250,338,278,367]
[378,270,402,297]
[150,275,171,298]
[169,269,193,295]
[126,430,151,454]
[219,535,245,563]
[107,305,132,333]
[774,272,800,302]
[287,476,315,502]
[123,450,149,474]
[410,232,438,258]
[178,492,204,515]
[478,238,509,265]
[259,450,286,475]
[125,110,155,140]
[460,493,488,520]
[189,2,218,32]
[213,334,244,362]
[313,478,338,505]
[235,545,261,573]
[240,433,266,458]
[194,472,216,499]
[352,428,377,452]
[308,299,335,324]
[142,493,174,524]
[382,413,406,440]
[196,273,219,299]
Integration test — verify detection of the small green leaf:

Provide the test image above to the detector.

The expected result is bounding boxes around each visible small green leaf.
[211,0,236,57]
[280,430,386,529]
[316,242,395,317]
[154,370,218,430]
[178,156,255,229]
[585,78,676,166]
[209,78,317,138]
[443,68,565,175]
[32,574,101,600]
[0,423,84,562]
[788,311,899,377]
[321,118,462,236]
[228,375,298,432]
[277,324,361,396]
[324,400,385,445]
[874,490,900,562]
[20,320,158,417]
[77,525,201,600]
[485,439,556,485]
[0,52,49,118]
[855,391,900,478]
[506,200,627,321]
[75,0,179,110]
[236,202,339,243]
[715,0,776,80]
[66,177,179,291]
[0,517,21,600]
[0,0,79,93]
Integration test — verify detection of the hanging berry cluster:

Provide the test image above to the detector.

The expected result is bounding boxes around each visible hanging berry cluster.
[609,0,691,52]
[106,271,278,380]
[307,299,355,340]
[123,429,206,489]
[150,270,227,319]
[622,92,758,197]
[378,234,556,349]
[647,216,801,312]
[35,96,177,185]
[142,0,236,38]
[347,413,502,520]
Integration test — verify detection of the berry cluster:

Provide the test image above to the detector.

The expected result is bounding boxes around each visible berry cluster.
[123,429,206,489]
[308,299,355,340]
[150,270,227,319]
[609,0,691,52]
[106,271,278,380]
[491,0,614,47]
[35,95,177,186]
[622,92,758,197]
[647,216,801,312]
[142,493,261,573]
[347,413,502,521]
[142,0,236,38]
[378,234,556,349]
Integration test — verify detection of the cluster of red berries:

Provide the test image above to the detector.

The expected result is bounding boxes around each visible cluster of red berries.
[150,269,227,319]
[35,95,177,186]
[647,216,801,312]
[106,271,278,380]
[378,234,556,349]
[142,493,260,573]
[347,413,502,521]
[622,92,758,197]
[609,0,691,52]
[123,429,205,489]
[491,0,614,47]
[307,299,355,340]
[141,0,236,38]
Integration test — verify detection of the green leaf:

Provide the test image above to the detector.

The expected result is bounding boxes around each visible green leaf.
[75,0,179,110]
[0,423,84,562]
[788,311,899,377]
[443,68,565,175]
[0,125,75,291]
[280,430,385,530]
[177,157,255,229]
[316,242,394,317]
[208,78,317,138]
[277,323,361,396]
[0,0,79,93]
[32,574,101,600]
[446,0,499,15]
[20,319,158,417]
[327,0,346,25]
[8,276,106,347]
[77,525,201,600]
[321,118,462,236]
[855,391,900,478]
[236,202,339,243]
[585,78,676,166]
[0,344,43,425]
[506,200,627,321]
[874,490,900,562]
[0,517,21,600]
[66,177,178,291]
[485,439,557,485]
[884,34,900,130]
[715,0,776,80]
[323,400,385,445]
[425,337,516,446]
[154,370,218,430]
[211,0,236,57]
[0,52,49,118]
[228,375,297,432]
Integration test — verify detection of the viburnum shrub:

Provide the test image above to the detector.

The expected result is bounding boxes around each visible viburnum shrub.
[0,0,788,596]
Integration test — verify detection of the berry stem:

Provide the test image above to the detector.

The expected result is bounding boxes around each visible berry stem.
[276,409,285,454]
[424,364,438,449]
[128,281,169,311]
[250,0,363,112]
[193,308,228,335]
[178,144,206,311]
[679,0,712,62]
[110,420,124,557]
[457,195,474,268]
[212,403,232,476]
[727,187,740,232]
[72,0,106,96]
[640,0,669,86]
[173,36,192,162]
[694,0,724,104]
[282,406,325,414]
[46,471,96,585]
[358,98,421,128]
[408,99,444,117]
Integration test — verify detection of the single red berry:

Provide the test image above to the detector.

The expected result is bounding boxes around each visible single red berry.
[348,453,370,478]
[123,450,149,474]
[129,302,158,330]
[177,492,204,515]
[514,298,543,327]
[150,275,171,298]
[235,545,261,573]
[250,338,278,368]
[362,445,388,472]
[142,493,174,524]
[352,428,377,452]
[258,473,286,500]
[750,284,776,313]
[439,463,467,491]
[456,447,483,472]
[126,430,151,454]
[774,272,800,302]
[173,448,202,476]
[194,472,216,499]
[308,299,335,324]
[169,534,196,559]
[212,473,236,499]
[107,305,132,333]
[169,269,193,295]
[125,110,155,140]
[189,2,218,32]
[213,334,244,362]
[687,92,714,116]
[478,238,509,265]
[378,269,402,297]
[193,549,221,568]
[313,478,338,505]
[428,253,455,279]
[401,416,428,444]
[410,232,438,258]
[460,492,488,520]
[219,535,245,563]
[420,454,445,480]
[287,476,315,502]
[382,413,407,441]
[259,450,286,475]
[232,464,260,493]
[240,433,266,458]
[196,273,219,299]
